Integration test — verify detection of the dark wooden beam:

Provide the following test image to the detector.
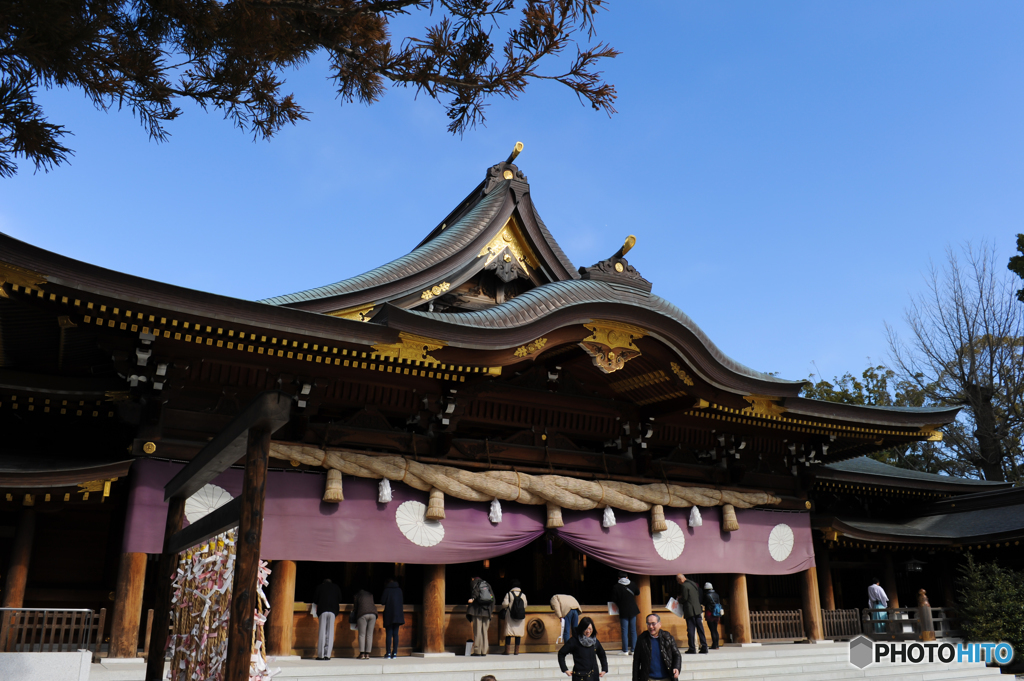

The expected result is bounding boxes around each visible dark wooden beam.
[164,391,292,501]
[224,426,270,681]
[163,497,243,554]
[145,497,185,681]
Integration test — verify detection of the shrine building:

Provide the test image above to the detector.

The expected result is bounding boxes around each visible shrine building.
[1,145,1022,659]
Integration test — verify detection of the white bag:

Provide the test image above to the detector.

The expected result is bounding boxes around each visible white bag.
[607,601,619,616]
[464,640,474,656]
[666,597,684,618]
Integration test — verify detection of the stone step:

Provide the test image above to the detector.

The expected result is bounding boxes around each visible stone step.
[87,646,1000,681]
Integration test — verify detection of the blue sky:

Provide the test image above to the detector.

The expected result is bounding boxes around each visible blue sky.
[1,1,1021,384]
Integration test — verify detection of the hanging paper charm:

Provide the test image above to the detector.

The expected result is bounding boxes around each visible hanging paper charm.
[602,506,617,528]
[489,498,503,524]
[689,506,703,527]
[378,478,393,503]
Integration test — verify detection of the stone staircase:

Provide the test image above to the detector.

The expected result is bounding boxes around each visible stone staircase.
[89,643,1003,681]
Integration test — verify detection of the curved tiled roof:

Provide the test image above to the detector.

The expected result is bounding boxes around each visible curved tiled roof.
[259,183,509,305]
[401,278,799,386]
[824,456,1004,486]
[529,204,578,280]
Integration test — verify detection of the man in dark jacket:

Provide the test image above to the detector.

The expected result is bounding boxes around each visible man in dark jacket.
[467,576,495,656]
[312,578,342,660]
[612,571,640,654]
[675,573,707,654]
[633,613,681,680]
[380,579,404,659]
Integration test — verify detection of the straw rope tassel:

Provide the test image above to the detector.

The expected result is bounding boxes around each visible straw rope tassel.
[650,504,667,533]
[426,487,445,520]
[546,502,564,528]
[721,503,739,532]
[323,469,344,502]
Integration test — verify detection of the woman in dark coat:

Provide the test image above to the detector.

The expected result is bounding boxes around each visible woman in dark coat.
[557,616,608,680]
[380,579,405,659]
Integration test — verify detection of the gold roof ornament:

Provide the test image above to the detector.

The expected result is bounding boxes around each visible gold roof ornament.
[741,394,788,418]
[506,141,524,163]
[0,262,47,298]
[372,332,447,365]
[579,320,647,373]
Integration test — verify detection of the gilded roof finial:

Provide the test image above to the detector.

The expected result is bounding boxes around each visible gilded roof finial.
[506,141,524,163]
[614,235,636,259]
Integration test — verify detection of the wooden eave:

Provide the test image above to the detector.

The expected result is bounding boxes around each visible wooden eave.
[810,466,1011,495]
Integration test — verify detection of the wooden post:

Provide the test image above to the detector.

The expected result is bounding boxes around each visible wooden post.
[109,552,148,657]
[883,552,900,608]
[144,497,186,681]
[224,426,271,681]
[729,573,752,644]
[635,575,652,636]
[422,564,446,653]
[813,538,835,611]
[266,560,296,656]
[2,508,35,608]
[799,567,824,641]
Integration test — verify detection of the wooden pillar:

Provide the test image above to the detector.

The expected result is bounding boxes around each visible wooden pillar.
[635,575,652,636]
[814,538,835,610]
[2,508,35,608]
[145,498,185,681]
[422,564,446,653]
[941,556,957,608]
[109,552,148,657]
[266,560,297,656]
[225,426,271,681]
[799,567,824,641]
[882,552,900,608]
[729,573,752,644]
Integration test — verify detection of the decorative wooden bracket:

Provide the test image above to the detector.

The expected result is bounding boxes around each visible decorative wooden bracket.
[579,320,646,374]
[371,332,447,365]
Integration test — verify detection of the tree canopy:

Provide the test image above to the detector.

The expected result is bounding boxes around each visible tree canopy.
[802,365,950,475]
[0,0,618,177]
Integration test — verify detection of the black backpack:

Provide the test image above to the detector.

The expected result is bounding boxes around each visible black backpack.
[509,590,526,619]
[476,580,494,605]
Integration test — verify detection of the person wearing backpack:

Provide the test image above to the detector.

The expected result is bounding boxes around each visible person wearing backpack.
[702,582,723,650]
[468,576,496,656]
[498,579,528,655]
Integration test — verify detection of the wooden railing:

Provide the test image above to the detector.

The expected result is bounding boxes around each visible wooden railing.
[931,607,961,639]
[821,608,860,640]
[0,608,105,655]
[862,607,921,640]
[750,610,806,642]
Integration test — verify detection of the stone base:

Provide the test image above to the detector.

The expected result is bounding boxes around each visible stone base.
[98,657,145,664]
[808,639,834,644]
[739,642,762,647]
[0,650,91,681]
[410,652,457,657]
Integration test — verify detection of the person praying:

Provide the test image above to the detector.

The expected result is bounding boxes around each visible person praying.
[312,578,342,660]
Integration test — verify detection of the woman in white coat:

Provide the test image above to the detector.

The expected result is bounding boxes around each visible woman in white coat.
[498,579,528,655]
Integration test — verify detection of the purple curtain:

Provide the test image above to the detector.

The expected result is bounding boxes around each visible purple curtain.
[124,459,813,574]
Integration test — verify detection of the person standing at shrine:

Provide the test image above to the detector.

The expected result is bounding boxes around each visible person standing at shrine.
[550,593,582,644]
[311,578,342,660]
[498,579,528,655]
[468,576,495,656]
[611,572,640,654]
[352,586,378,659]
[701,582,722,650]
[380,577,405,659]
[674,574,707,654]
[868,578,889,634]
[632,613,681,681]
